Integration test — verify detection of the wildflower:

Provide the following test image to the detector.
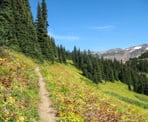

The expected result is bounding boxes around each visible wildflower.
[8,96,15,104]
[0,85,4,90]
[13,85,19,90]
[18,116,25,122]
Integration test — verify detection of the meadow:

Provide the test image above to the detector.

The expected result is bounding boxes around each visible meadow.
[0,49,147,121]
[41,61,148,122]
[0,49,40,121]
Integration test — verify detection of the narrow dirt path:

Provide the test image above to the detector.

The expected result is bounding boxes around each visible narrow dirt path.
[35,67,57,122]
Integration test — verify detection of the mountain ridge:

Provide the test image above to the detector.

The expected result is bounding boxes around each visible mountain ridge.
[93,44,148,62]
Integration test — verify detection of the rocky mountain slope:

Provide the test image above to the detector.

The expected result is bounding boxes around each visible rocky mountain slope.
[93,44,148,62]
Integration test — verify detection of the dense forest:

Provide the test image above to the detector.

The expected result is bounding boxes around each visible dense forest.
[71,47,148,95]
[0,0,67,63]
[0,0,148,95]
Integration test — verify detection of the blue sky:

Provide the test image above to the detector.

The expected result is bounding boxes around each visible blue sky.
[30,0,148,51]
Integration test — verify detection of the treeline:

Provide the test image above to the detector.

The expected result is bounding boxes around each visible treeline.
[0,0,67,63]
[139,51,148,59]
[128,51,148,73]
[71,47,148,95]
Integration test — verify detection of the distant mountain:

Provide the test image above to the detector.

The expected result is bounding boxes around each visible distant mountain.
[93,44,148,62]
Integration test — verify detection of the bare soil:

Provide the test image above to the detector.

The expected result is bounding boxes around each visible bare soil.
[35,67,57,122]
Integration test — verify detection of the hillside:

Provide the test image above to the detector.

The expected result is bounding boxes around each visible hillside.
[0,49,39,121]
[40,61,148,121]
[0,49,148,121]
[0,0,148,121]
[93,44,148,62]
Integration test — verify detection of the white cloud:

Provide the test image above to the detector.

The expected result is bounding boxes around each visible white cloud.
[48,32,79,41]
[89,25,115,31]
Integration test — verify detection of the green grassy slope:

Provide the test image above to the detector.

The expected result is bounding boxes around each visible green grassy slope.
[99,82,148,108]
[41,61,148,122]
[0,49,148,122]
[0,49,40,121]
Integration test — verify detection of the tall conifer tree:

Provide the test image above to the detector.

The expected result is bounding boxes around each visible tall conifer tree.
[41,0,48,32]
[36,0,57,62]
[0,0,42,59]
[0,0,17,47]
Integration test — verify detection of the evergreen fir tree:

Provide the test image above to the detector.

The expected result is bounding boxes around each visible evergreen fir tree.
[57,45,67,64]
[36,0,56,62]
[41,0,48,32]
[36,2,49,59]
[0,0,42,59]
[93,58,102,83]
[0,0,18,48]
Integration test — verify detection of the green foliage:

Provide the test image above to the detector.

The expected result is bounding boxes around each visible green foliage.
[105,91,148,109]
[0,0,66,63]
[57,45,67,64]
[71,47,148,95]
[41,0,48,31]
[36,0,57,62]
[0,0,42,59]
[0,0,18,48]
[0,49,40,121]
[127,58,148,95]
[41,62,146,121]
[135,95,148,103]
[139,51,148,59]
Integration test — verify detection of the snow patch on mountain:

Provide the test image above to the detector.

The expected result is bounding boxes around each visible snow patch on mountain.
[93,44,148,62]
[129,46,142,53]
[134,46,142,50]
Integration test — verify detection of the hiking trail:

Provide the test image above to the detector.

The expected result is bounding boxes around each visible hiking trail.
[35,67,57,122]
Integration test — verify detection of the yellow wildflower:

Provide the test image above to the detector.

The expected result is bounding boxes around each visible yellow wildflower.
[17,116,25,122]
[0,85,4,90]
[8,96,15,104]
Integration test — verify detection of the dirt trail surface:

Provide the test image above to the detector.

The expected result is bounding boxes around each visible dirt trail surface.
[35,67,57,122]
